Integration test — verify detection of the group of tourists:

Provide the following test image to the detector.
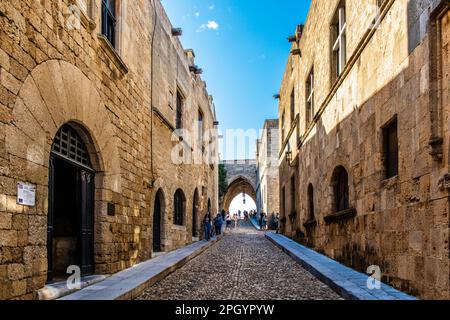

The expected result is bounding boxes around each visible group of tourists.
[202,209,281,241]
[202,212,224,241]
[259,212,280,232]
[202,209,249,241]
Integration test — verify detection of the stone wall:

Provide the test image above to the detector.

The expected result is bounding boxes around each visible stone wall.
[220,160,257,211]
[0,0,218,299]
[278,0,450,299]
[256,120,280,216]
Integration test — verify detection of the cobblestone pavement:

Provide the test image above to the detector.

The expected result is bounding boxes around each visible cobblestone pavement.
[137,221,342,300]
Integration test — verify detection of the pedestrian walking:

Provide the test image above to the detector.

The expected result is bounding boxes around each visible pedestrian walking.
[259,212,264,229]
[221,209,226,221]
[214,213,223,235]
[233,213,238,229]
[274,213,280,234]
[225,213,232,230]
[203,214,211,241]
[262,213,268,231]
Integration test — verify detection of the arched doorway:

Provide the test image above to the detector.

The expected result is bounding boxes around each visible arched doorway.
[192,189,199,238]
[153,189,164,253]
[47,124,95,282]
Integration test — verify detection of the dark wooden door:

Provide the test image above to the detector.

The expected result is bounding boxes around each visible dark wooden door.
[46,157,55,282]
[153,195,162,252]
[80,170,95,276]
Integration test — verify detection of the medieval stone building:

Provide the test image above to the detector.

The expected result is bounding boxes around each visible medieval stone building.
[278,0,449,299]
[256,119,280,217]
[0,0,218,299]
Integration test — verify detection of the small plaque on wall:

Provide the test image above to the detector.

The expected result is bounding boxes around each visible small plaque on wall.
[17,182,36,207]
[107,202,116,216]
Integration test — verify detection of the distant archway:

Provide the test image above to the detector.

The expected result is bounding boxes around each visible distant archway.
[223,176,257,212]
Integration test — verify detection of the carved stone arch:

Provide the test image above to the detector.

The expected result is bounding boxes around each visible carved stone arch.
[7,59,121,193]
[223,175,257,212]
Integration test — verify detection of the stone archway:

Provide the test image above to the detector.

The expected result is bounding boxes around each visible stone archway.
[220,160,257,211]
[7,60,121,192]
[223,176,257,212]
[6,59,121,289]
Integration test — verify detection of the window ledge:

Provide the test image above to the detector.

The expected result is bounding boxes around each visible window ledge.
[172,224,186,231]
[303,219,317,228]
[97,34,129,75]
[324,208,356,223]
[381,175,399,189]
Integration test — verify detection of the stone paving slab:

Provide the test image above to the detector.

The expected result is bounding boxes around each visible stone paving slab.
[38,275,108,300]
[265,232,417,301]
[60,236,222,300]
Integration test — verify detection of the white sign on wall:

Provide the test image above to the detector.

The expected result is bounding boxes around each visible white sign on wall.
[17,182,36,207]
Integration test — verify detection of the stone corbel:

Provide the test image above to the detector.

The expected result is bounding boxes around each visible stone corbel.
[438,173,450,191]
[71,0,96,31]
[429,136,444,162]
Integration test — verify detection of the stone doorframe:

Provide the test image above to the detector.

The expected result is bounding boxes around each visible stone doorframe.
[6,59,121,290]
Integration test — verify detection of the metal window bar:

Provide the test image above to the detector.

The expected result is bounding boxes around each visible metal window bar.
[52,125,91,168]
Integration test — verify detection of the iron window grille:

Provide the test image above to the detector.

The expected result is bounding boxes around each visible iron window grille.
[51,124,91,168]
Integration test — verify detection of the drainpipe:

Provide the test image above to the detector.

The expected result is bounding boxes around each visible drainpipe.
[149,0,158,187]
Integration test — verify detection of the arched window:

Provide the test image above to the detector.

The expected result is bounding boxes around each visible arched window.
[173,189,186,226]
[307,184,315,220]
[332,166,349,212]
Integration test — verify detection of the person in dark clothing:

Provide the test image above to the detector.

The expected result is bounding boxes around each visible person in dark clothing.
[214,213,223,235]
[259,212,264,229]
[221,209,226,221]
[203,214,211,241]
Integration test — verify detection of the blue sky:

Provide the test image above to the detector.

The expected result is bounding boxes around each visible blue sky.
[162,0,311,160]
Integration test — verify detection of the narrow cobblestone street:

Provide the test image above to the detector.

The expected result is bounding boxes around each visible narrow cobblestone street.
[137,221,341,300]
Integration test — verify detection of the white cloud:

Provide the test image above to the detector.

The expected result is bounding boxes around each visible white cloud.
[208,5,215,10]
[195,12,200,17]
[197,20,220,32]
[207,20,219,30]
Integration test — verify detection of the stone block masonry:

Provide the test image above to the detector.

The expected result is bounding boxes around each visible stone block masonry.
[0,0,218,299]
[277,0,449,299]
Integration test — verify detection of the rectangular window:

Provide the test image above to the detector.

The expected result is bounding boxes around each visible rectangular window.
[290,89,295,125]
[383,119,399,179]
[281,111,286,142]
[281,186,286,217]
[102,0,116,47]
[197,110,204,145]
[290,175,296,214]
[306,68,315,126]
[331,1,346,82]
[176,91,183,130]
